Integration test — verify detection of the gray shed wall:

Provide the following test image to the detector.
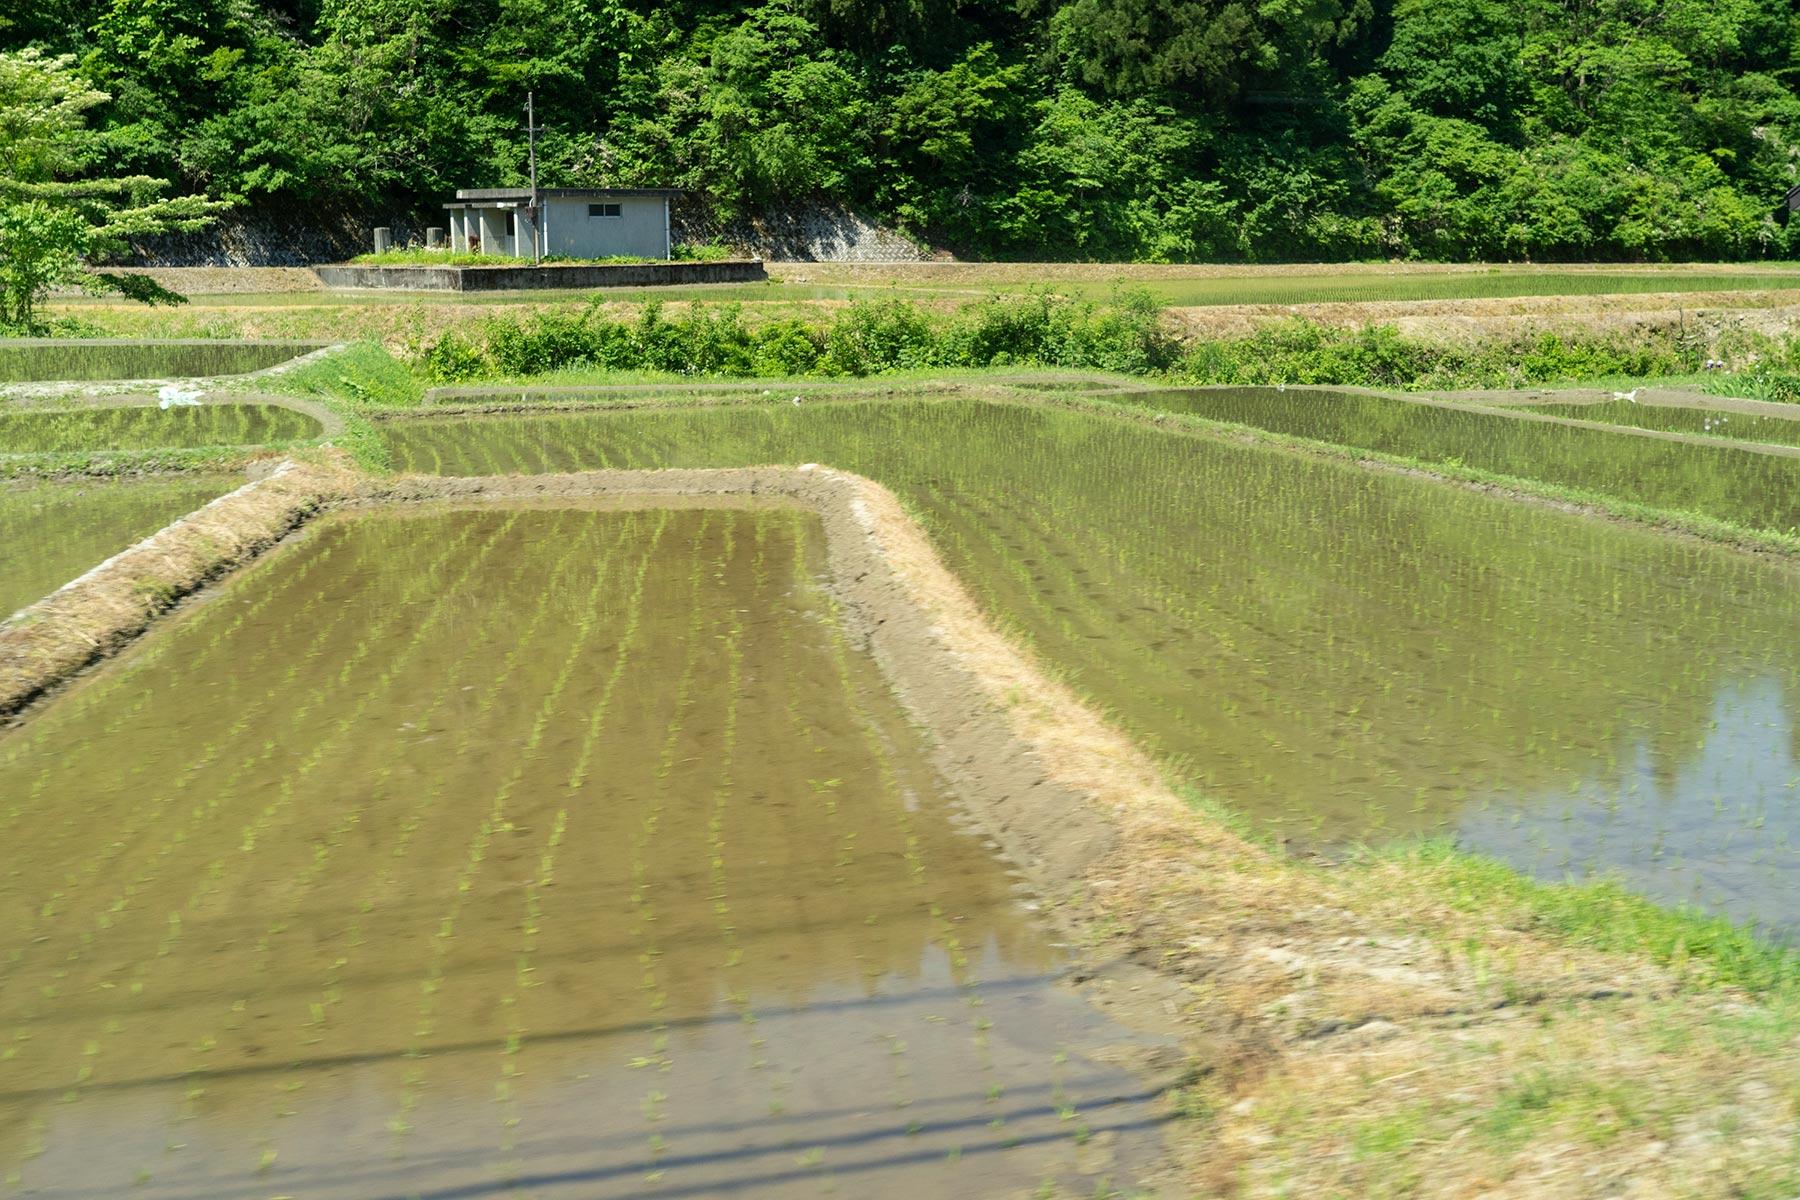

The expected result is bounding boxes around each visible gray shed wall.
[542,196,668,259]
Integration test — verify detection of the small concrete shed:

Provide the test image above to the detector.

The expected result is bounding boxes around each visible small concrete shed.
[444,188,680,260]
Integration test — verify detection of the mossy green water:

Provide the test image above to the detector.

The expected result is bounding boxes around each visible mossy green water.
[383,400,1800,937]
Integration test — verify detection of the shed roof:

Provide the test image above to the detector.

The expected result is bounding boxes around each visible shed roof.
[452,187,681,203]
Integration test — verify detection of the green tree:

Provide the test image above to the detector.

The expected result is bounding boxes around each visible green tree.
[0,48,215,330]
[701,5,870,211]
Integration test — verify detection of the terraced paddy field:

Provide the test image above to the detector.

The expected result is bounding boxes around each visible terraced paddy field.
[0,339,322,383]
[1113,387,1800,536]
[0,474,240,617]
[0,500,1167,1199]
[386,400,1800,936]
[0,404,321,454]
[1518,397,1800,448]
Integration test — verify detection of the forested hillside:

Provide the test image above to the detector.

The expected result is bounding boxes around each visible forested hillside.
[5,0,1800,261]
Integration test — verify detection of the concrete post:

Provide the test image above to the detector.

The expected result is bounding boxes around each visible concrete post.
[426,226,445,248]
[515,207,539,262]
[372,226,392,254]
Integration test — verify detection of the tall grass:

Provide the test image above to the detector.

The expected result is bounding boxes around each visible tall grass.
[411,289,1800,397]
[417,291,1180,382]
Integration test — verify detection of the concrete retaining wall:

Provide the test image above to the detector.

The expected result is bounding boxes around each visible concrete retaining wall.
[311,259,767,291]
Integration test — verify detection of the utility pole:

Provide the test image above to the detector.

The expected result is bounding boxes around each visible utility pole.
[525,90,542,264]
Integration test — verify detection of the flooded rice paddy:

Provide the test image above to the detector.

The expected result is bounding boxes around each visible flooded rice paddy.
[0,474,238,617]
[0,404,320,454]
[385,401,1800,936]
[0,340,322,383]
[0,502,1167,1198]
[1519,397,1800,449]
[1113,387,1800,535]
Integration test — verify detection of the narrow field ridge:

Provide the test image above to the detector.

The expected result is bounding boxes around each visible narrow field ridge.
[0,456,359,717]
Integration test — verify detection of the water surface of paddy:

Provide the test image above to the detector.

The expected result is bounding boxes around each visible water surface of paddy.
[0,474,239,617]
[1518,397,1800,448]
[1114,386,1800,535]
[384,401,1800,936]
[0,339,321,382]
[0,403,320,453]
[0,502,1166,1198]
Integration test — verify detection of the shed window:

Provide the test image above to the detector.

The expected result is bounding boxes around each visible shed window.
[589,202,622,218]
[505,212,516,235]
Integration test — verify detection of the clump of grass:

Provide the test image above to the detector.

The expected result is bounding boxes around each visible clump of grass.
[1377,841,1800,998]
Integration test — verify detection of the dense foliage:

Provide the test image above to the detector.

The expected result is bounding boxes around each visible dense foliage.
[0,49,211,327]
[416,290,1800,395]
[3,0,1800,260]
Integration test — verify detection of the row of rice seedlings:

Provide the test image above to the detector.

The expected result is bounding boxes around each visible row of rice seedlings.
[0,514,488,970]
[0,510,348,831]
[0,340,314,383]
[624,512,724,1185]
[7,513,520,1141]
[377,401,1800,935]
[213,513,609,1184]
[0,404,319,455]
[382,514,608,1151]
[0,474,238,620]
[277,512,566,1101]
[481,514,664,1181]
[1519,398,1800,450]
[0,503,381,833]
[698,515,805,1140]
[1120,386,1800,535]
